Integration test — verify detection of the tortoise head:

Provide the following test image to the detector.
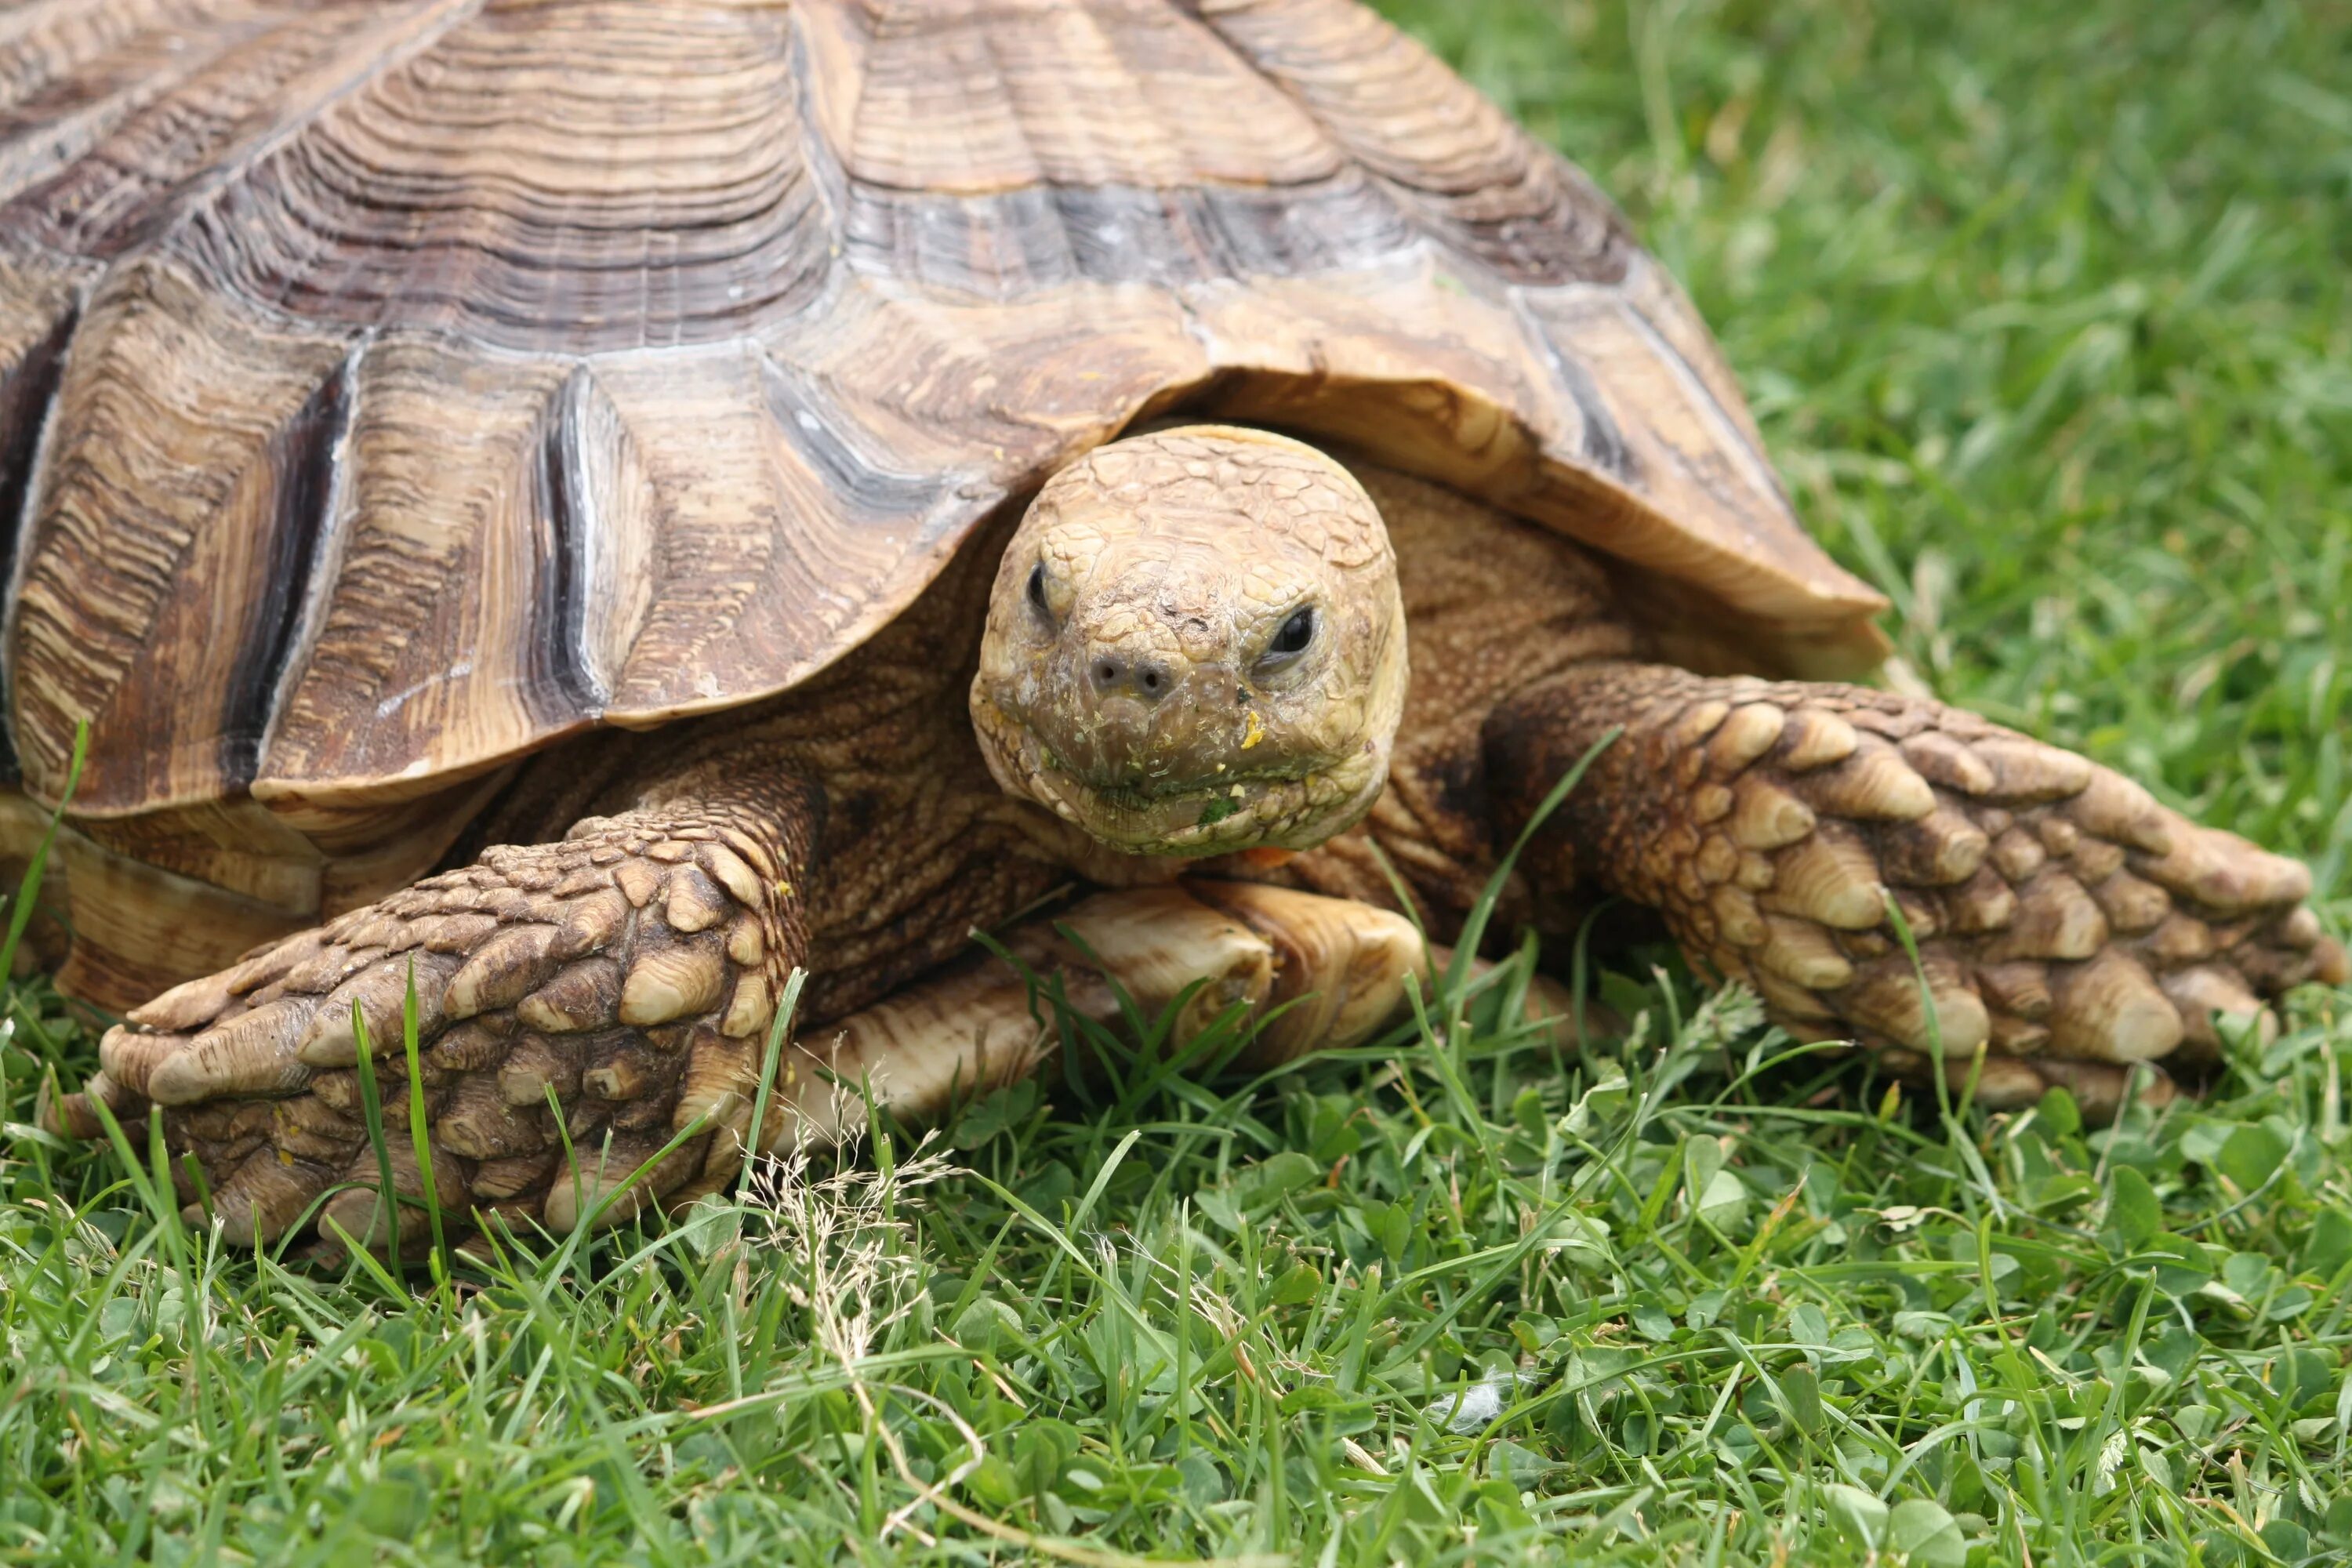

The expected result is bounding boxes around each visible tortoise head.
[971,426,1408,857]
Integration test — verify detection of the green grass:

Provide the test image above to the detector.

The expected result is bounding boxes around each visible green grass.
[5,0,2351,1562]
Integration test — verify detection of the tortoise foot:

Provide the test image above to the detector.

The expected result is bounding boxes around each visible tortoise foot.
[52,808,802,1249]
[1489,664,2347,1116]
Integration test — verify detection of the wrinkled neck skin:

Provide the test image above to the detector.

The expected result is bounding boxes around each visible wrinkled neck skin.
[971,426,1409,862]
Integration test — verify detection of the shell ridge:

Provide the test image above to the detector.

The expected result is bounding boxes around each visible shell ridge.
[779,0,858,274]
[219,344,356,789]
[157,0,828,353]
[0,278,85,784]
[251,330,371,792]
[0,3,267,207]
[6,254,358,811]
[1503,285,1632,481]
[755,348,967,525]
[1185,0,1635,288]
[3,1,488,269]
[532,363,611,720]
[1599,286,1793,517]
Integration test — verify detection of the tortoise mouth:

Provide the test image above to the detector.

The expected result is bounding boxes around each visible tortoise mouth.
[1088,762,1309,807]
[969,693,1385,857]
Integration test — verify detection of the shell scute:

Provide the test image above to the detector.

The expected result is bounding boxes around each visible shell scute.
[0,0,1884,827]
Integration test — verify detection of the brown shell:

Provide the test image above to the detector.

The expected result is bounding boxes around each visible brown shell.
[0,0,1886,826]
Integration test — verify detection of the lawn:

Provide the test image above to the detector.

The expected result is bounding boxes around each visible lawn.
[5,0,2351,1563]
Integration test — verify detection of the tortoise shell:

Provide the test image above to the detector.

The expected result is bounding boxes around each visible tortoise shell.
[0,0,1884,833]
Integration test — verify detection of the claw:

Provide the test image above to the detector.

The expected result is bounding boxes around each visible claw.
[1961,1055,2048,1108]
[1878,1047,2044,1109]
[619,941,727,1025]
[1706,703,1786,775]
[1972,739,2093,801]
[2278,906,2322,949]
[543,1134,703,1234]
[549,889,630,960]
[318,1135,470,1252]
[2159,965,2267,1052]
[517,958,624,1032]
[1900,732,1996,796]
[663,867,729,933]
[1752,969,1838,1023]
[2230,934,2330,995]
[125,971,241,1033]
[1801,742,1936,822]
[1777,710,1859,771]
[701,844,766,908]
[98,1025,189,1098]
[1727,777,1816,851]
[445,925,561,1018]
[1755,916,1853,989]
[148,998,318,1105]
[1988,869,2106,960]
[1839,957,1990,1054]
[1882,809,1990,887]
[2049,952,2180,1062]
[1762,826,1885,931]
[2136,823,2311,914]
[2089,871,2169,934]
[299,954,458,1066]
[2067,771,2172,854]
[198,1147,337,1247]
[42,1071,134,1139]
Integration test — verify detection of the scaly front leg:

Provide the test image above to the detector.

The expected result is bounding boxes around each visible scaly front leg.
[771,880,1571,1145]
[49,774,818,1248]
[1486,662,2346,1117]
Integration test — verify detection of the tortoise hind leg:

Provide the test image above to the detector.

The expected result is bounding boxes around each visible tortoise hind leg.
[1484,662,2347,1119]
[48,775,818,1250]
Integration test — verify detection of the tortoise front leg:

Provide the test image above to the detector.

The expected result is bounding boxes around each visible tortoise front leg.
[1484,662,2347,1118]
[780,880,1570,1142]
[49,775,820,1248]
[778,883,1432,1142]
[49,810,1501,1248]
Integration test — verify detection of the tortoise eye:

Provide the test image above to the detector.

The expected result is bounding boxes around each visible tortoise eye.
[1027,561,1053,625]
[1260,605,1316,668]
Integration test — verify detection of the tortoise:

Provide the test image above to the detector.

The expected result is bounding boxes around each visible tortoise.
[7,0,2340,1247]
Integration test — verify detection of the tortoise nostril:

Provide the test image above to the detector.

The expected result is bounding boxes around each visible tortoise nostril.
[1087,653,1172,702]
